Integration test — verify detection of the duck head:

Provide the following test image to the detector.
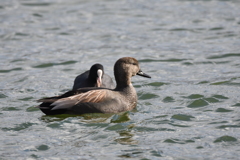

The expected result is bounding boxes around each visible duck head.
[89,64,104,87]
[114,57,151,87]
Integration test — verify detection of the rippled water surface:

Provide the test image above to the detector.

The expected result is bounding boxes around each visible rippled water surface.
[1,0,240,159]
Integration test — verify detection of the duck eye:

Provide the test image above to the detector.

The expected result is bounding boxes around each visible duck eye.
[132,63,137,65]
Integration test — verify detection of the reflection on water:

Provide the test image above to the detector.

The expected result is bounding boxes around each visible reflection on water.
[1,0,240,159]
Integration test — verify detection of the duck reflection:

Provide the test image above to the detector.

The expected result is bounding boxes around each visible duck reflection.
[40,111,138,145]
[115,129,138,145]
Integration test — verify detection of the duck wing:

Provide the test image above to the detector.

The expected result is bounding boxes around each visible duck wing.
[37,87,109,115]
[50,89,107,110]
[37,88,108,108]
[37,89,80,103]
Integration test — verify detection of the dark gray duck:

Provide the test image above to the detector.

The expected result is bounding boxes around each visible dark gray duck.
[72,63,115,90]
[37,57,151,115]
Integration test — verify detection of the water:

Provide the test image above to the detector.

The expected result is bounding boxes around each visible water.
[1,0,240,159]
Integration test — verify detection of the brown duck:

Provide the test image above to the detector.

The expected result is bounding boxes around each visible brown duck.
[37,57,151,115]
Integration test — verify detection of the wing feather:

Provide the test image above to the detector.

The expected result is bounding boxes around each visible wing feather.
[51,90,107,110]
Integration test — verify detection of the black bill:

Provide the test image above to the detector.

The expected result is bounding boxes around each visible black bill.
[137,69,151,78]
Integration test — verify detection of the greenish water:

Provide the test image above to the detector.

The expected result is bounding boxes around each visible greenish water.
[1,0,240,159]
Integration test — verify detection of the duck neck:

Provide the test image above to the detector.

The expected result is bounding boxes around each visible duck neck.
[115,72,132,90]
[88,71,96,82]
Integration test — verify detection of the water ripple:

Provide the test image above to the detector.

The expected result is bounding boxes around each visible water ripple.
[171,114,195,121]
[214,136,237,143]
[207,53,240,59]
[0,68,22,73]
[139,58,189,63]
[2,122,36,132]
[33,60,77,68]
[164,138,195,144]
[21,2,52,7]
[215,108,233,112]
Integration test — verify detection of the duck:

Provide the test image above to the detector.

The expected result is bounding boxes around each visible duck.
[72,63,115,90]
[36,57,151,115]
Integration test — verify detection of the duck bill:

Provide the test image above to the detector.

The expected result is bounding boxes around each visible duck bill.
[137,69,151,78]
[97,77,102,87]
[97,69,103,87]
